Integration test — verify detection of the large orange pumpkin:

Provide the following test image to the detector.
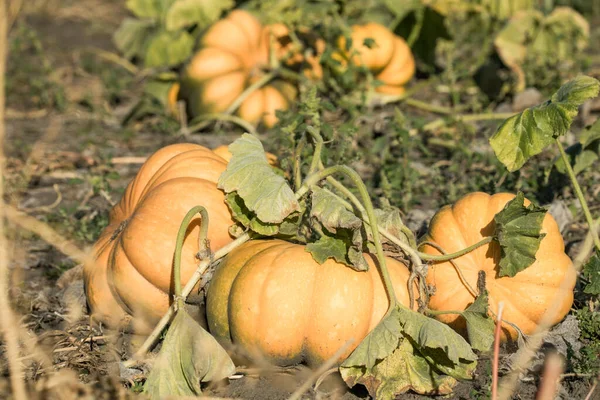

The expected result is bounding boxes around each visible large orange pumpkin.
[421,192,576,340]
[206,239,416,367]
[179,10,296,128]
[337,23,415,95]
[84,144,235,333]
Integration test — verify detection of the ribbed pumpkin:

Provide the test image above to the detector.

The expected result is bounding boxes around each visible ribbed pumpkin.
[421,192,576,340]
[84,143,234,333]
[179,10,296,128]
[206,239,416,367]
[338,23,415,95]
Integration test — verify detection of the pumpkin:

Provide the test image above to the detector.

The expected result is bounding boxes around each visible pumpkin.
[206,239,416,367]
[421,192,576,340]
[167,82,180,118]
[337,23,415,95]
[179,10,296,128]
[84,143,235,333]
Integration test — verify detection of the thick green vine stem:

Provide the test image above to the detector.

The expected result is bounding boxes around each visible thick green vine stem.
[173,206,210,309]
[302,165,399,308]
[556,138,600,251]
[418,236,494,262]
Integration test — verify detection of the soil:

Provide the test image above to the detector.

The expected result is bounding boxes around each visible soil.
[1,1,599,400]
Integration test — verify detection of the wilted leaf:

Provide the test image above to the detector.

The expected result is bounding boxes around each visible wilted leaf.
[144,30,194,68]
[143,310,235,399]
[225,193,279,236]
[490,76,600,172]
[310,187,362,233]
[306,228,368,270]
[113,18,154,59]
[165,0,234,31]
[126,0,167,19]
[340,337,457,398]
[218,134,300,224]
[374,207,416,247]
[398,307,477,371]
[494,192,547,277]
[582,250,600,295]
[342,308,402,369]
[462,291,495,352]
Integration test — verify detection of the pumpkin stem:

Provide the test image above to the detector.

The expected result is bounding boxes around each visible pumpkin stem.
[555,138,600,251]
[418,236,495,262]
[302,165,400,307]
[173,206,210,309]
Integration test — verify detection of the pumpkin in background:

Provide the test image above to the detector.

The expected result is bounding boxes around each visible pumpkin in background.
[84,144,235,333]
[337,23,415,95]
[178,10,296,128]
[421,192,576,340]
[167,82,180,118]
[206,239,416,367]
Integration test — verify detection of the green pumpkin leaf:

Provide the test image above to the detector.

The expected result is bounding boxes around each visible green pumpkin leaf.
[342,308,402,369]
[126,0,169,19]
[144,30,194,68]
[398,307,477,371]
[143,309,235,399]
[341,338,457,398]
[490,76,600,172]
[165,0,234,31]
[494,192,547,277]
[305,228,369,271]
[555,118,600,176]
[224,193,279,236]
[310,187,362,233]
[374,207,416,247]
[582,250,600,295]
[462,291,495,352]
[340,305,476,397]
[113,18,154,60]
[305,234,353,265]
[218,134,300,224]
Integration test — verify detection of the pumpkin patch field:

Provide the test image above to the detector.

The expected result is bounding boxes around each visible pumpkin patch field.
[2,1,600,399]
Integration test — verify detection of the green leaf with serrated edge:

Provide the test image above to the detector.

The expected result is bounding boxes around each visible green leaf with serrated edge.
[305,235,349,265]
[342,308,402,369]
[305,229,368,270]
[143,310,235,399]
[398,307,477,370]
[126,0,168,19]
[218,134,300,224]
[490,76,600,172]
[373,207,416,247]
[582,250,600,295]
[340,337,457,398]
[165,0,234,31]
[310,187,361,233]
[144,30,194,68]
[113,18,154,59]
[494,192,547,277]
[224,193,279,236]
[462,291,495,352]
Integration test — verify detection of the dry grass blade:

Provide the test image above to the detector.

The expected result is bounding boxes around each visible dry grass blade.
[491,302,504,400]
[4,205,93,266]
[286,339,354,400]
[584,376,598,400]
[536,352,564,400]
[497,220,599,400]
[0,2,27,399]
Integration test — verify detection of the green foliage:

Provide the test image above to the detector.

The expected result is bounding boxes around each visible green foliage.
[461,291,495,352]
[340,305,477,397]
[490,76,600,172]
[114,0,234,68]
[7,22,67,111]
[143,305,235,398]
[494,192,547,277]
[574,307,600,374]
[581,251,600,295]
[555,118,600,177]
[494,7,590,91]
